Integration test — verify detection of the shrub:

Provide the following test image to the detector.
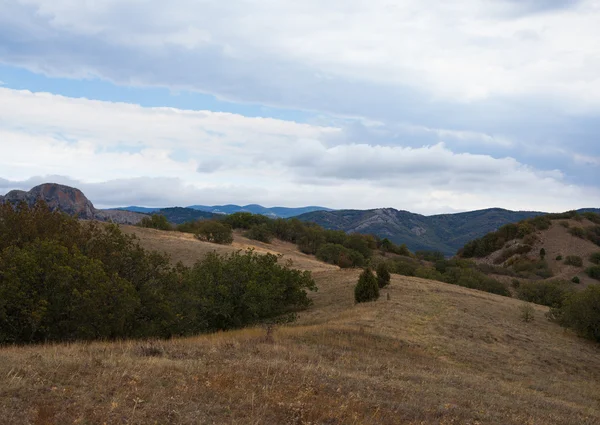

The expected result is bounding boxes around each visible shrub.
[316,243,364,268]
[194,220,233,244]
[555,255,563,261]
[569,227,585,238]
[512,279,521,289]
[520,303,535,323]
[244,224,273,243]
[560,221,570,228]
[582,212,600,224]
[564,255,583,267]
[550,285,600,342]
[572,276,580,284]
[586,266,600,280]
[416,250,445,262]
[376,262,391,288]
[517,280,574,308]
[138,214,172,231]
[539,248,546,259]
[222,212,270,230]
[354,268,379,303]
[590,252,600,265]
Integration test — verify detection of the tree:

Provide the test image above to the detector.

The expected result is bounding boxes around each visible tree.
[539,248,546,259]
[244,223,273,243]
[194,220,233,244]
[354,268,379,303]
[138,214,172,231]
[376,262,391,288]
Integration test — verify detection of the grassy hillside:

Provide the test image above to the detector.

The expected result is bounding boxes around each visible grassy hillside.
[2,225,599,424]
[297,208,543,255]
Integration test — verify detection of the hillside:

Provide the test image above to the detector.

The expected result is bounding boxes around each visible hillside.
[118,204,333,218]
[2,225,599,424]
[461,214,600,286]
[297,207,544,255]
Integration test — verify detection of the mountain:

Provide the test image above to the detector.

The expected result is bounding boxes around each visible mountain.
[296,208,547,256]
[112,206,162,214]
[186,204,333,218]
[0,183,146,225]
[155,207,215,223]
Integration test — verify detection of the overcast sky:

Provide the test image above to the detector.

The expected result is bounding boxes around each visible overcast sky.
[0,0,599,213]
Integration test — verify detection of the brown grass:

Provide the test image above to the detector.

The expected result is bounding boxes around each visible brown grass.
[2,227,600,424]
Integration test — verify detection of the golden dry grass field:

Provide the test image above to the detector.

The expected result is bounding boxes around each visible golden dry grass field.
[1,226,599,424]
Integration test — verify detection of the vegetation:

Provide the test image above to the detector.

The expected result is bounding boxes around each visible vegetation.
[376,262,391,288]
[193,220,233,244]
[138,214,172,230]
[244,223,274,243]
[354,268,379,303]
[590,252,600,265]
[539,247,546,259]
[550,285,600,342]
[572,276,580,284]
[519,303,535,323]
[564,255,583,267]
[516,280,573,308]
[316,243,364,268]
[586,266,600,280]
[0,202,316,344]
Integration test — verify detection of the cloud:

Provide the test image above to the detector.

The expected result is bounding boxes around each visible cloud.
[0,87,598,214]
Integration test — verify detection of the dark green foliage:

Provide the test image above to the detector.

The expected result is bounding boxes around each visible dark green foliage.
[0,202,317,344]
[296,226,326,255]
[315,243,364,268]
[590,252,600,265]
[509,258,553,279]
[582,212,600,224]
[572,276,580,284]
[343,234,374,259]
[517,280,574,308]
[138,214,172,231]
[539,248,546,259]
[556,255,563,261]
[379,256,419,277]
[585,225,600,246]
[564,256,583,267]
[193,220,233,244]
[415,250,445,262]
[440,266,510,296]
[376,262,391,288]
[493,245,532,265]
[380,238,411,256]
[586,266,600,280]
[222,212,271,230]
[550,285,600,342]
[244,224,274,243]
[354,268,379,303]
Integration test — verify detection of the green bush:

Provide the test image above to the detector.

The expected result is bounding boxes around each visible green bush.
[316,243,364,268]
[539,248,546,259]
[555,255,563,261]
[550,285,600,342]
[572,276,580,284]
[569,227,585,238]
[415,250,445,262]
[586,266,600,280]
[590,252,600,265]
[354,268,379,303]
[222,212,270,230]
[564,255,583,267]
[244,223,274,243]
[376,262,391,288]
[194,220,233,244]
[517,280,574,308]
[138,214,172,231]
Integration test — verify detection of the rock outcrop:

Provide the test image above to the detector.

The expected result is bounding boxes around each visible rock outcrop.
[1,183,146,225]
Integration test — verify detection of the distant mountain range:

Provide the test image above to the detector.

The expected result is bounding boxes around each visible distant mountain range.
[3,183,598,256]
[117,204,333,218]
[295,207,600,256]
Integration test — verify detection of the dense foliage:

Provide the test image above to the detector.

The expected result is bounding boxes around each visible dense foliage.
[354,268,379,303]
[193,220,234,244]
[138,214,172,231]
[550,285,600,343]
[0,202,317,344]
[516,280,574,308]
[376,262,391,288]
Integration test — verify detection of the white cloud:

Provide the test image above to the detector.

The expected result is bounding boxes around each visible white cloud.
[3,0,600,112]
[0,87,598,213]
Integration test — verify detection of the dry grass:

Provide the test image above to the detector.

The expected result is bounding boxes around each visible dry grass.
[2,227,600,424]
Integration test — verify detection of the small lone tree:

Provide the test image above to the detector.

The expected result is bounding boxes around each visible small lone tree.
[376,262,391,288]
[355,268,379,303]
[540,248,546,259]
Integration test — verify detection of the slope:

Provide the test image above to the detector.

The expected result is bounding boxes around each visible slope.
[2,225,598,424]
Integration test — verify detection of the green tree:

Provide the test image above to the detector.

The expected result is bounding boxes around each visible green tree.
[354,268,379,303]
[194,220,233,244]
[376,262,391,288]
[138,214,172,231]
[550,285,600,342]
[539,248,546,259]
[244,223,273,243]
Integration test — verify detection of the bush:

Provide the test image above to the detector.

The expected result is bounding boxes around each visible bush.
[415,250,445,262]
[512,279,521,289]
[354,268,379,303]
[244,224,273,243]
[194,220,233,244]
[138,214,172,231]
[560,221,570,228]
[590,252,600,265]
[556,255,563,261]
[222,212,270,230]
[376,262,391,288]
[316,243,364,268]
[520,303,535,323]
[539,248,546,259]
[572,276,580,284]
[586,266,600,280]
[569,227,585,238]
[550,285,600,342]
[517,280,574,308]
[564,255,583,267]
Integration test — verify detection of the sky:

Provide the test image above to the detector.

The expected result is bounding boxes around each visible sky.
[0,0,599,213]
